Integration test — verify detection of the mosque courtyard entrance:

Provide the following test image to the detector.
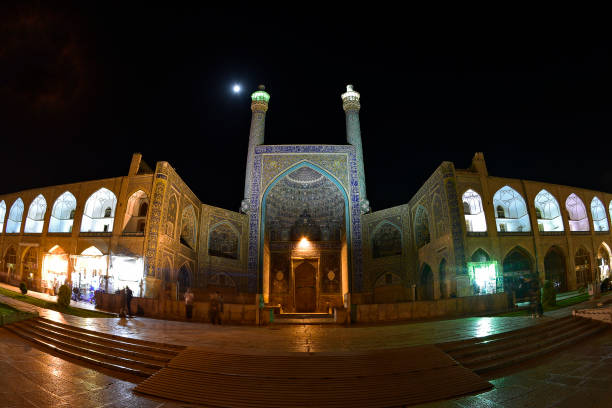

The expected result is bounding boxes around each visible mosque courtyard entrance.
[262,164,349,313]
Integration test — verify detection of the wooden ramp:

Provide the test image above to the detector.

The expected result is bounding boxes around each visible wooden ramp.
[134,345,491,407]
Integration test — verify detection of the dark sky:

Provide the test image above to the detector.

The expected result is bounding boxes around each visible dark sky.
[1,4,610,211]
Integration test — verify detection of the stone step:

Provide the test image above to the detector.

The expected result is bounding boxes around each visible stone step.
[448,317,586,360]
[12,321,165,371]
[4,324,157,378]
[439,316,573,353]
[20,320,171,364]
[469,321,608,374]
[33,318,182,356]
[36,317,185,352]
[459,318,598,367]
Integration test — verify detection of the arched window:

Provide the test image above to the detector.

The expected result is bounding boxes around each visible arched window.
[0,200,6,233]
[180,205,197,249]
[534,189,564,232]
[122,190,149,233]
[49,191,77,233]
[6,198,24,234]
[566,193,589,232]
[80,188,117,233]
[209,222,240,259]
[493,186,530,232]
[24,194,47,233]
[591,197,609,232]
[462,189,487,232]
[414,206,431,249]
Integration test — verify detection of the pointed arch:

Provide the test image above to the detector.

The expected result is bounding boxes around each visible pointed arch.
[439,258,448,299]
[493,186,530,232]
[81,188,117,232]
[591,196,609,232]
[371,220,402,258]
[208,221,240,259]
[418,263,434,300]
[0,200,5,233]
[49,191,77,233]
[414,206,431,249]
[566,193,589,231]
[502,246,535,296]
[165,194,178,237]
[471,248,491,262]
[544,246,567,292]
[24,194,47,233]
[462,189,487,232]
[180,205,197,249]
[574,246,592,287]
[534,189,564,232]
[177,263,192,299]
[6,198,24,233]
[3,245,17,282]
[123,190,149,233]
[597,242,611,281]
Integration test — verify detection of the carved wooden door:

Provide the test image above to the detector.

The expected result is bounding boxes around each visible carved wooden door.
[294,261,316,312]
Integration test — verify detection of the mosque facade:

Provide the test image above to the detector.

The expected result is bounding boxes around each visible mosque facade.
[1,86,611,318]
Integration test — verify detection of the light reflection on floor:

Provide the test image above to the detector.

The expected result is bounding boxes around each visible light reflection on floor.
[474,317,493,338]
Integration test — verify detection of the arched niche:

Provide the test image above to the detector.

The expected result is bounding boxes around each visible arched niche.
[597,243,611,281]
[544,246,567,292]
[123,190,149,233]
[49,191,77,233]
[565,193,589,232]
[6,198,24,234]
[439,258,448,299]
[4,246,17,282]
[591,197,609,232]
[165,194,178,237]
[41,245,70,291]
[180,205,197,249]
[574,247,592,287]
[502,246,534,297]
[371,221,402,258]
[24,194,47,233]
[462,189,487,232]
[492,186,530,232]
[471,248,491,262]
[0,200,6,233]
[534,189,564,232]
[21,246,38,282]
[418,263,434,300]
[208,222,239,260]
[414,206,431,249]
[177,263,192,300]
[81,188,117,233]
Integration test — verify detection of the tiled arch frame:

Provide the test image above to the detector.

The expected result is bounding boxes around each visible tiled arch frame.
[248,145,362,294]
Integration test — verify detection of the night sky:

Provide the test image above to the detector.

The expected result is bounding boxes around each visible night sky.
[1,4,610,212]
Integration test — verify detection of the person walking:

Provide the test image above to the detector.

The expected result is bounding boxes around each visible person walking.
[209,292,219,324]
[126,286,133,317]
[185,287,194,320]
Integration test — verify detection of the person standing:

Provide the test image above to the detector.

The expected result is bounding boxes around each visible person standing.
[126,286,133,317]
[119,288,127,318]
[209,292,219,324]
[185,288,194,320]
[217,292,224,325]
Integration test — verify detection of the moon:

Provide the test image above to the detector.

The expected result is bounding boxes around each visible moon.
[232,84,241,93]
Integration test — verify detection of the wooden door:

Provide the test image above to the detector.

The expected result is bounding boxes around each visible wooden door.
[294,261,316,312]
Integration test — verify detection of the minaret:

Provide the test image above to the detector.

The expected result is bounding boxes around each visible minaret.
[342,84,370,213]
[241,85,270,213]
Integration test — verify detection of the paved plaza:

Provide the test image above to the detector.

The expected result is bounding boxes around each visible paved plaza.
[1,288,610,407]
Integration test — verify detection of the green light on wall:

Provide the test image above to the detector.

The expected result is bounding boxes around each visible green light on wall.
[467,261,503,295]
[251,90,270,102]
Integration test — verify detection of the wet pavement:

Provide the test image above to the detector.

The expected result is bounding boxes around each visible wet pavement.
[414,327,612,408]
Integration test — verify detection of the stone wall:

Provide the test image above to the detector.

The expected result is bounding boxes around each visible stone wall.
[355,292,508,323]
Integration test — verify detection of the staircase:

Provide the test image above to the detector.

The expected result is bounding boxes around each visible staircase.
[272,312,336,324]
[3,317,185,378]
[437,316,609,375]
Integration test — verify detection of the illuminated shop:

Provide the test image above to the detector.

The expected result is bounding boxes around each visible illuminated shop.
[467,261,503,295]
[71,246,108,298]
[41,245,70,292]
[109,254,144,295]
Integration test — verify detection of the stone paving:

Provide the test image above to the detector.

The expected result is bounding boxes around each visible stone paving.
[414,327,612,408]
